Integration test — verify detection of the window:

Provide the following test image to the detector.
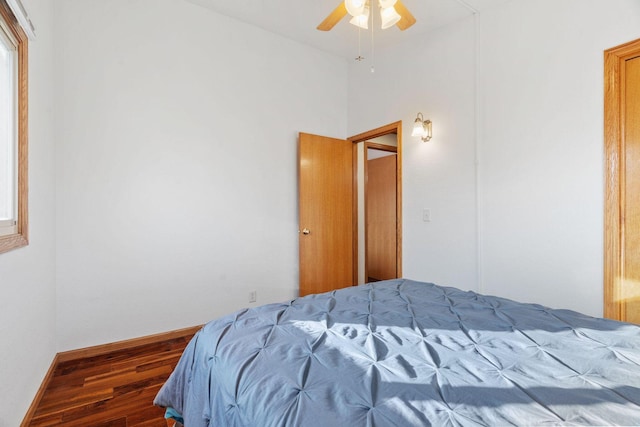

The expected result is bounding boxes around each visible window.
[0,19,16,236]
[0,0,27,254]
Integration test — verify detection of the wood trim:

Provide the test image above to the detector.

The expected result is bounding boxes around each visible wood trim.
[352,142,358,285]
[17,14,28,242]
[0,0,28,255]
[57,325,202,363]
[364,144,369,282]
[19,354,59,427]
[604,37,640,320]
[396,124,403,278]
[365,142,398,153]
[349,121,403,280]
[604,44,622,320]
[349,122,401,143]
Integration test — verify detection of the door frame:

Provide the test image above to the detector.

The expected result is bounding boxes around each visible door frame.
[603,37,640,321]
[349,121,403,281]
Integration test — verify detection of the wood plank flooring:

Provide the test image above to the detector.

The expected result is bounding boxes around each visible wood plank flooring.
[27,333,195,427]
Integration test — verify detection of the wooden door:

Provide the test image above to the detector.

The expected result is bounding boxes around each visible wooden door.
[350,122,403,282]
[298,133,355,296]
[366,154,397,281]
[604,38,640,323]
[621,53,640,323]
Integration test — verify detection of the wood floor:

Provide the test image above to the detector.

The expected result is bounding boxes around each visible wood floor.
[27,332,196,427]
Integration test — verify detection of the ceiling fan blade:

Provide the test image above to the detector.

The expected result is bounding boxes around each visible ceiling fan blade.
[317,2,348,31]
[395,0,416,31]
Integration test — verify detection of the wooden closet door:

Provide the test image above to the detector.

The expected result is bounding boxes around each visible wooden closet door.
[366,155,397,281]
[604,38,640,324]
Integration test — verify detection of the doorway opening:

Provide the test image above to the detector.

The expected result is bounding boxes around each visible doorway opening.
[349,121,402,284]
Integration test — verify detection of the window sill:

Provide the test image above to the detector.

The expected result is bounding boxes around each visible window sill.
[0,232,28,254]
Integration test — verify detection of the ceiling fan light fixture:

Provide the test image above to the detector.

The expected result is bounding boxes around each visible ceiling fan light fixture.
[380,5,401,29]
[349,15,369,29]
[349,5,369,29]
[378,0,397,9]
[345,0,366,17]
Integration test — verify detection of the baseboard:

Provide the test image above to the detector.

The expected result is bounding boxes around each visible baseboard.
[20,325,202,426]
[20,353,59,427]
[57,325,203,363]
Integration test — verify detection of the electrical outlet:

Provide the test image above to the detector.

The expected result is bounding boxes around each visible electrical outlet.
[423,208,431,222]
[249,291,257,303]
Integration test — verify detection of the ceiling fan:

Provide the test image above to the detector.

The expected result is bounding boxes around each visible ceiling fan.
[317,0,416,32]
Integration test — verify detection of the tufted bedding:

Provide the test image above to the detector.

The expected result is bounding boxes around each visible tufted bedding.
[154,279,640,426]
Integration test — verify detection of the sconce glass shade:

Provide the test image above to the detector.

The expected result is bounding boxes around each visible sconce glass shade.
[412,112,433,141]
[349,6,369,29]
[412,112,426,137]
[345,0,366,17]
[380,6,401,29]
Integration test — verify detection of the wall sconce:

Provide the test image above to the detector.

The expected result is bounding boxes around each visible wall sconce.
[412,112,432,142]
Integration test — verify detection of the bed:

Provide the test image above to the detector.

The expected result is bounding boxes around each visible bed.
[154,279,640,426]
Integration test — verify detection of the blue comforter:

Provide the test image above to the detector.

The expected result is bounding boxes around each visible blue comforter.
[154,279,640,426]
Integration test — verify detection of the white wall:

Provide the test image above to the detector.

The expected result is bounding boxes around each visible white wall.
[54,0,348,351]
[0,1,56,425]
[479,0,640,316]
[349,0,640,317]
[349,16,479,290]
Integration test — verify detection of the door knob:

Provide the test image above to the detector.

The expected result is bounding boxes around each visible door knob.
[302,228,311,235]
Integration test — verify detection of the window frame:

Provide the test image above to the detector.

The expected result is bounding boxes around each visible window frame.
[0,0,27,254]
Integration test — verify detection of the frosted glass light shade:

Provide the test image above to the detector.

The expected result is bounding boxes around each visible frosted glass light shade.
[345,0,366,17]
[378,0,397,9]
[380,6,401,29]
[412,113,433,142]
[349,6,369,29]
[411,120,425,138]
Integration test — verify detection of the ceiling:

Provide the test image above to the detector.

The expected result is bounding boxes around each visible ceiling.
[185,0,512,59]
